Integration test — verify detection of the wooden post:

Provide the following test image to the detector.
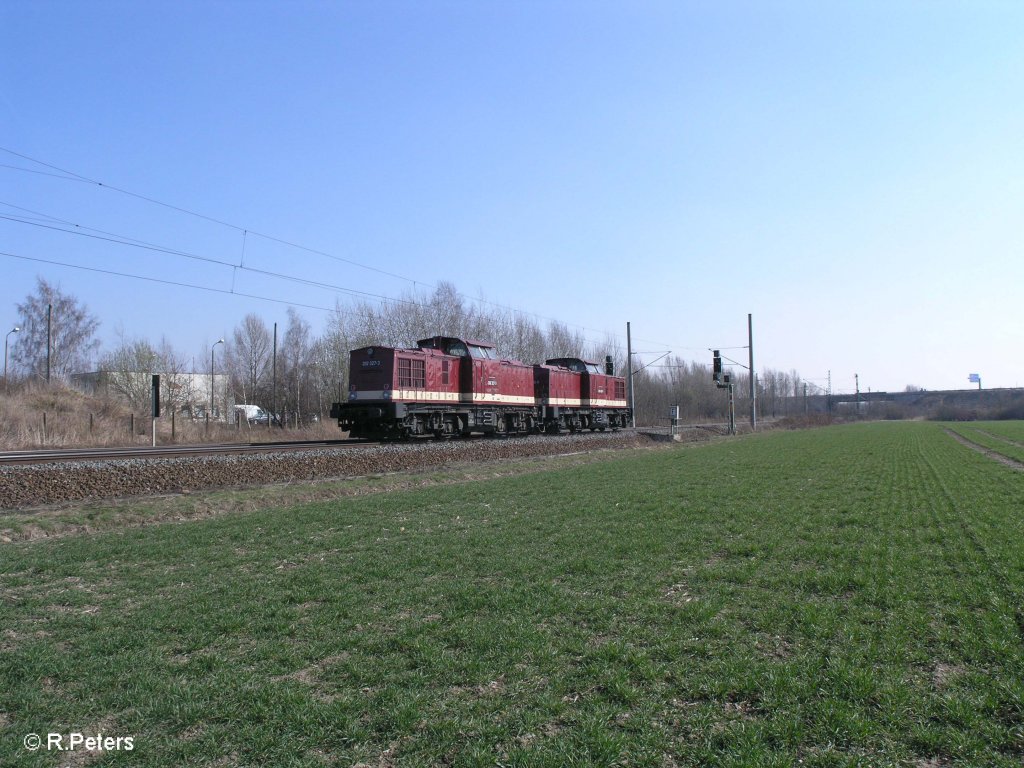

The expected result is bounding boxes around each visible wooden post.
[171,409,176,442]
[130,412,135,435]
[89,413,94,434]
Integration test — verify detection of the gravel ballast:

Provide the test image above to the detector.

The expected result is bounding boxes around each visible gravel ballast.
[0,432,646,509]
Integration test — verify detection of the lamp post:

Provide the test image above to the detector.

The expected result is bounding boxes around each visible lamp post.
[4,326,19,393]
[210,339,224,418]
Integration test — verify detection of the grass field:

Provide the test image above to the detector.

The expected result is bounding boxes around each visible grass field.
[2,422,1024,767]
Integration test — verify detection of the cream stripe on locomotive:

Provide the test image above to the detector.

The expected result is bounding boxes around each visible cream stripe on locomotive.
[352,390,460,402]
[352,390,625,408]
[584,398,629,408]
[468,393,536,405]
[541,397,583,407]
[352,390,536,406]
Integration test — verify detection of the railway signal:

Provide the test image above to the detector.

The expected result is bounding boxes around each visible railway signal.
[711,350,735,434]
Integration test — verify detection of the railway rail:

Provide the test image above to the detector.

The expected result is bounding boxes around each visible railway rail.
[0,439,373,466]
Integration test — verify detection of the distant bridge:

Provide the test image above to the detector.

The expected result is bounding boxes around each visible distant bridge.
[802,386,1024,414]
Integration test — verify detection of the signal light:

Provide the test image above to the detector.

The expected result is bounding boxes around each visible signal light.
[712,350,722,382]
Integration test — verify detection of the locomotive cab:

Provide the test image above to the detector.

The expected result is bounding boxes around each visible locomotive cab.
[546,358,603,375]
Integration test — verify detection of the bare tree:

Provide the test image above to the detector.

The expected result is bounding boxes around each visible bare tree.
[226,314,271,405]
[545,320,586,361]
[97,335,191,412]
[97,337,160,409]
[281,307,314,426]
[11,277,100,380]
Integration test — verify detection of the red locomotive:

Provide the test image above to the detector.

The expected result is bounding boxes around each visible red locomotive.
[329,335,630,439]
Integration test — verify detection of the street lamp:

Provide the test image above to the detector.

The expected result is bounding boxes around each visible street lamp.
[210,339,224,418]
[4,326,20,393]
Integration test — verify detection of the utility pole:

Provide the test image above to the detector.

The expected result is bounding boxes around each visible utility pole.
[272,322,279,429]
[211,339,224,418]
[727,379,736,435]
[626,321,635,428]
[748,313,756,431]
[46,303,52,383]
[4,326,19,394]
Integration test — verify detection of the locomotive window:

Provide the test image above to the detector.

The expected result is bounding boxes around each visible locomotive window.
[469,345,496,360]
[442,359,450,385]
[587,363,602,374]
[398,358,426,389]
[615,380,626,399]
[446,342,468,357]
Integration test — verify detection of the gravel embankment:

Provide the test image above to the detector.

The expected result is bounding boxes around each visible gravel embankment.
[0,432,647,509]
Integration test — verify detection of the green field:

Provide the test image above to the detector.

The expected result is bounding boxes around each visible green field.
[3,422,1024,767]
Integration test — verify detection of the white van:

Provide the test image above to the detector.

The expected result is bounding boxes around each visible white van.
[234,404,270,425]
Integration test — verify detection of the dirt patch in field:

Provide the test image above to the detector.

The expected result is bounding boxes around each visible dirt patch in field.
[944,429,1024,471]
[931,662,964,689]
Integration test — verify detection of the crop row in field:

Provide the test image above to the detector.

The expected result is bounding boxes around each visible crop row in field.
[2,422,1023,767]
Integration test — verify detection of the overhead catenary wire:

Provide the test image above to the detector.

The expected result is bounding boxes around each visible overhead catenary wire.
[0,151,421,285]
[3,147,699,353]
[0,250,354,317]
[2,184,642,347]
[0,213,428,308]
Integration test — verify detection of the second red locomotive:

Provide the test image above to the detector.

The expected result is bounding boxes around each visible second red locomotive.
[329,335,629,439]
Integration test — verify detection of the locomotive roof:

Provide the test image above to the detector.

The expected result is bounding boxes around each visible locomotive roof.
[545,356,602,367]
[416,336,496,350]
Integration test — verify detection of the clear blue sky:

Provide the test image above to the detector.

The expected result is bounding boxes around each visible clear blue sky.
[3,1,1022,393]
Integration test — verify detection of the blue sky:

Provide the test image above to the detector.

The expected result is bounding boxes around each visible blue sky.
[2,1,1022,393]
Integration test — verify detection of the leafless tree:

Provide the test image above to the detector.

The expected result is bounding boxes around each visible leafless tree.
[544,320,586,361]
[281,307,314,425]
[98,334,190,412]
[11,277,100,380]
[226,314,272,405]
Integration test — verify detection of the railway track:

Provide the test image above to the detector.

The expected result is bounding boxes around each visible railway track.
[0,431,646,510]
[0,439,375,466]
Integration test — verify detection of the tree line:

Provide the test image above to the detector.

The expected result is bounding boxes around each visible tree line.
[4,276,810,426]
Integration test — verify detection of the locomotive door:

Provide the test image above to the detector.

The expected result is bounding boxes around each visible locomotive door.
[464,359,499,403]
[460,358,475,403]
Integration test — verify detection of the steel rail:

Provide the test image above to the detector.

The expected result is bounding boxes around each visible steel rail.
[0,439,375,466]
